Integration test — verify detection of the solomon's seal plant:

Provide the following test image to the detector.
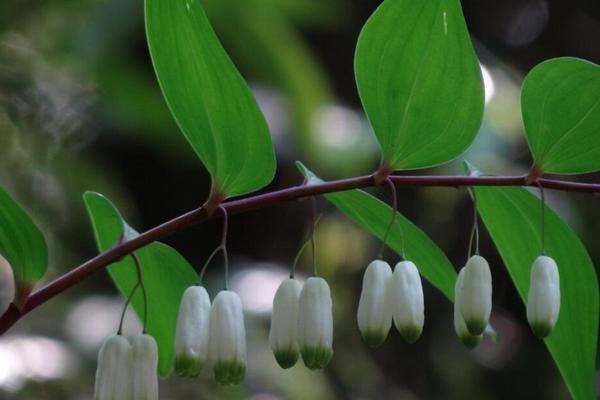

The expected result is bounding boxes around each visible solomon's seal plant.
[458,255,493,336]
[269,278,303,368]
[297,277,334,370]
[94,335,132,400]
[391,261,425,343]
[209,290,247,385]
[131,334,159,400]
[454,267,483,349]
[174,285,211,377]
[357,260,393,347]
[0,0,598,398]
[527,256,561,338]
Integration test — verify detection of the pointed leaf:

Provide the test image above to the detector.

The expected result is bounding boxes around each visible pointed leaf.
[355,0,484,170]
[84,192,198,376]
[0,187,47,304]
[474,185,598,399]
[521,57,600,174]
[298,163,455,300]
[145,0,276,198]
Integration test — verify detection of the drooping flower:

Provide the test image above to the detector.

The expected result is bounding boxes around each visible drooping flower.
[357,260,393,347]
[458,255,492,335]
[297,277,333,370]
[454,267,482,348]
[390,261,424,343]
[131,334,159,400]
[269,278,302,368]
[527,255,560,338]
[209,290,246,385]
[174,285,211,377]
[94,334,132,400]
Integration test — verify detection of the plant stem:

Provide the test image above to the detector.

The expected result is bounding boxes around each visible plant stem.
[0,173,598,334]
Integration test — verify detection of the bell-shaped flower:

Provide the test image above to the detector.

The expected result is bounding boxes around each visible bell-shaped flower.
[454,267,482,348]
[209,290,246,385]
[269,278,302,368]
[94,334,132,400]
[131,334,159,400]
[458,255,492,335]
[357,260,393,346]
[527,255,560,338]
[297,277,333,370]
[390,261,424,343]
[174,285,211,377]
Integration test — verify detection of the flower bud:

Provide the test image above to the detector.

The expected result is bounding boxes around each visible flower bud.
[458,255,492,335]
[209,290,246,385]
[297,277,333,370]
[357,260,393,347]
[527,255,560,338]
[131,334,159,400]
[391,261,424,343]
[94,335,132,400]
[269,278,302,368]
[454,267,482,348]
[174,285,211,377]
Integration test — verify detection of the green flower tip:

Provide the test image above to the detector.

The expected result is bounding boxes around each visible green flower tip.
[301,346,333,370]
[214,360,246,386]
[398,325,422,344]
[361,330,387,347]
[460,333,482,349]
[274,348,299,369]
[530,322,553,339]
[464,318,486,336]
[174,354,204,378]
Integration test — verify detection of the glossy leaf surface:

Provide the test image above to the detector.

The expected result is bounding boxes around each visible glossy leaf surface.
[355,0,484,170]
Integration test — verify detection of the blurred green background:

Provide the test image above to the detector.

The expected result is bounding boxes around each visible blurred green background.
[0,0,599,398]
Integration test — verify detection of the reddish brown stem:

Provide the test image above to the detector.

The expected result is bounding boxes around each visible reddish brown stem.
[0,173,598,334]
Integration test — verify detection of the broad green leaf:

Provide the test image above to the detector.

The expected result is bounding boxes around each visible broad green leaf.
[354,0,484,170]
[474,185,598,399]
[0,187,47,299]
[521,57,600,174]
[298,163,456,300]
[145,0,276,198]
[84,192,197,376]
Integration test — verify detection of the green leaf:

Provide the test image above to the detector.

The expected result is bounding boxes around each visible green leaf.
[0,187,47,302]
[521,57,600,174]
[474,185,599,399]
[297,162,456,300]
[354,0,484,170]
[84,191,198,376]
[145,0,276,198]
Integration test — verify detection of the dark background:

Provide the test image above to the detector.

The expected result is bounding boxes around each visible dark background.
[0,0,598,398]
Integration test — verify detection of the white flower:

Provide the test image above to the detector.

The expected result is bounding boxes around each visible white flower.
[527,255,560,338]
[391,261,424,343]
[269,278,302,368]
[458,255,492,335]
[357,260,393,346]
[454,267,482,348]
[209,290,246,385]
[174,285,211,377]
[297,277,333,370]
[131,334,159,400]
[94,335,132,400]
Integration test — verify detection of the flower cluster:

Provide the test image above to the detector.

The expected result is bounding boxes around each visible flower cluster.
[174,286,246,385]
[94,333,159,400]
[453,254,560,347]
[357,260,424,346]
[270,277,333,370]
